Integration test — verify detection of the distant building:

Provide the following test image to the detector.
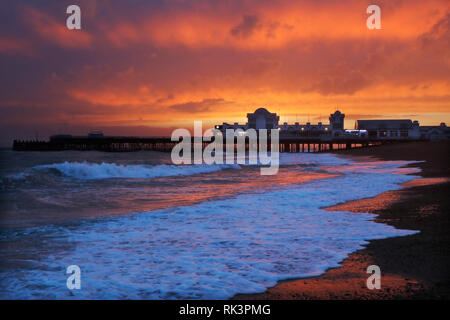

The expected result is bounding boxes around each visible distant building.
[277,111,349,138]
[419,123,450,140]
[215,107,279,133]
[354,119,421,139]
[247,108,280,130]
[215,108,344,137]
[329,110,345,131]
[278,121,331,137]
[215,108,447,140]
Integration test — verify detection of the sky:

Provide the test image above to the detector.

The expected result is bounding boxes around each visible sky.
[0,0,449,146]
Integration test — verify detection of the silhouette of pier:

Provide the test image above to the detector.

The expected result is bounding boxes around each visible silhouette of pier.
[12,135,393,153]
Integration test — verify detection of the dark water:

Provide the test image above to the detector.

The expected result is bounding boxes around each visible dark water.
[0,149,418,299]
[0,150,337,228]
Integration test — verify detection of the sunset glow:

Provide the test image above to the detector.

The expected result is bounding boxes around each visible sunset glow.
[0,0,449,145]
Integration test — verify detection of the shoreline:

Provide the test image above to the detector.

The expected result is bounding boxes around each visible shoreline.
[233,141,450,300]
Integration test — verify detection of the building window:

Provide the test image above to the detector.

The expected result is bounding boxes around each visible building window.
[379,130,387,137]
[390,130,398,137]
[400,130,409,137]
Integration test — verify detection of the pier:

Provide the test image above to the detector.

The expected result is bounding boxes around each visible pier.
[12,108,446,153]
[13,135,392,153]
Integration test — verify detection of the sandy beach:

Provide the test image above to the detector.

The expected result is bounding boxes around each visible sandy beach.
[234,141,450,299]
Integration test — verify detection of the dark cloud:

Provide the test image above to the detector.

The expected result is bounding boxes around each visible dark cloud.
[230,15,260,38]
[242,59,282,76]
[421,12,449,40]
[419,12,449,58]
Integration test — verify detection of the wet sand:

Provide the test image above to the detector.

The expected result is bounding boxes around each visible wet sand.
[234,141,450,299]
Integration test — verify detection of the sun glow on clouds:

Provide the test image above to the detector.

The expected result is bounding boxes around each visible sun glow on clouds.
[100,0,448,49]
[0,0,449,144]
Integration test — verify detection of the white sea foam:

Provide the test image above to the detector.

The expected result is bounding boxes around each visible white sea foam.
[233,152,352,166]
[0,154,421,299]
[33,161,241,179]
[278,152,352,166]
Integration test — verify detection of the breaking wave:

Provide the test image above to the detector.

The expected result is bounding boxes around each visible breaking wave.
[33,161,241,179]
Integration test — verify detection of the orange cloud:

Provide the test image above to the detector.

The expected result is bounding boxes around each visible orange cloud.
[68,85,165,107]
[98,0,449,49]
[23,6,92,48]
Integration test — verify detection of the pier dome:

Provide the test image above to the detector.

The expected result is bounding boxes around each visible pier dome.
[254,108,271,114]
[247,108,279,130]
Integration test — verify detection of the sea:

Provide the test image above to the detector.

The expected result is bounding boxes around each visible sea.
[0,149,420,299]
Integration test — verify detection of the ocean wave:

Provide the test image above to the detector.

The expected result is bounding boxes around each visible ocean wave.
[33,161,241,179]
[0,159,420,299]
